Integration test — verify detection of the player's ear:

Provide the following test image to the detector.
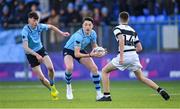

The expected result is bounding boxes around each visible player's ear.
[92,23,94,28]
[28,18,31,23]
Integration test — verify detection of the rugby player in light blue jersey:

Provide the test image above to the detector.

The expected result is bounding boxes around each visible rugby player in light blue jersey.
[63,17,105,100]
[21,11,70,100]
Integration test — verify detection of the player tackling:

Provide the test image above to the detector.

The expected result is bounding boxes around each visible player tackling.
[97,11,170,101]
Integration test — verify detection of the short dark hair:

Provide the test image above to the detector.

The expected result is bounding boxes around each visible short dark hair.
[28,11,39,20]
[119,11,129,22]
[82,17,94,24]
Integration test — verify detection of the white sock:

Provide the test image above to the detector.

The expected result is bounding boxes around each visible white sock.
[97,90,102,95]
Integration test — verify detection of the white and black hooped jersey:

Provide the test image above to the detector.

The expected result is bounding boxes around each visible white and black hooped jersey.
[113,24,140,52]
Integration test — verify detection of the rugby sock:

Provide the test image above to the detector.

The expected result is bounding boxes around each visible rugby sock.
[92,74,101,92]
[157,87,162,93]
[49,79,54,86]
[65,72,72,84]
[104,92,111,97]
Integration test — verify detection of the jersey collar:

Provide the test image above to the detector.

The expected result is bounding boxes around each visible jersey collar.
[28,24,38,31]
[82,28,91,37]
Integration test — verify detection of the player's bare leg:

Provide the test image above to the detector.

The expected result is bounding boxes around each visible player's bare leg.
[43,56,55,86]
[32,65,51,90]
[80,57,103,100]
[43,56,59,100]
[97,62,117,101]
[134,69,170,100]
[64,55,74,100]
[134,69,159,89]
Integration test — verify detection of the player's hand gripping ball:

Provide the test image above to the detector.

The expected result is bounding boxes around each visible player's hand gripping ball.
[93,47,107,56]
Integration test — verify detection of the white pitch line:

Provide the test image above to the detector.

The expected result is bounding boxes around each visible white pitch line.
[0,85,178,90]
[0,107,180,109]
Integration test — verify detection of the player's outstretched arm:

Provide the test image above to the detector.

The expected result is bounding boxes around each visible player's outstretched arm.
[48,24,70,37]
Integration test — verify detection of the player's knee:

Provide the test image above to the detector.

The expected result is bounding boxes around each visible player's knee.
[39,76,46,81]
[47,66,54,72]
[137,75,144,81]
[102,67,108,74]
[66,66,73,72]
[91,66,98,73]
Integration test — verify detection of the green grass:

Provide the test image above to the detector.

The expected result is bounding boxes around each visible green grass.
[0,80,180,108]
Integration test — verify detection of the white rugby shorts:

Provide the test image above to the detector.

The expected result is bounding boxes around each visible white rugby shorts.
[111,51,142,72]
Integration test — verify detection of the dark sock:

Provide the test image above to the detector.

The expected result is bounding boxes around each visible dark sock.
[157,87,162,93]
[104,92,110,97]
[92,74,101,92]
[49,79,54,86]
[65,72,72,84]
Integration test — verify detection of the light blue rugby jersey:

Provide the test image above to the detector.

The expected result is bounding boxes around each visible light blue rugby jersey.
[21,23,48,52]
[64,28,97,51]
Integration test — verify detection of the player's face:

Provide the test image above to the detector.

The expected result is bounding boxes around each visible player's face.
[82,21,93,35]
[28,18,39,28]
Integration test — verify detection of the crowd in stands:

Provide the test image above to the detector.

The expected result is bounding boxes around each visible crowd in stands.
[0,0,179,29]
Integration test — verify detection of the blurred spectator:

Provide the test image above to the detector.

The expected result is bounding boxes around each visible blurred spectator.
[14,2,27,24]
[74,0,83,10]
[59,8,67,27]
[164,0,175,15]
[127,0,144,16]
[80,5,91,20]
[29,2,49,22]
[112,0,119,21]
[65,2,81,26]
[47,8,62,51]
[92,0,104,9]
[0,0,5,17]
[0,0,178,29]
[0,5,13,29]
[119,0,129,12]
[101,6,111,25]
[147,0,156,15]
[30,3,41,18]
[93,8,101,26]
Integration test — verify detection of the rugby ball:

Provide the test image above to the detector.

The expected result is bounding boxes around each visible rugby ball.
[93,47,105,53]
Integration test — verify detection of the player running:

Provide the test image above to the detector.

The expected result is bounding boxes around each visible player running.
[63,17,106,100]
[21,11,70,100]
[97,11,170,101]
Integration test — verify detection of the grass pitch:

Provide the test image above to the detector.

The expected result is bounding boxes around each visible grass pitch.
[0,80,180,108]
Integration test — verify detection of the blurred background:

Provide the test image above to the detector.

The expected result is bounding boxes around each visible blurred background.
[0,0,180,81]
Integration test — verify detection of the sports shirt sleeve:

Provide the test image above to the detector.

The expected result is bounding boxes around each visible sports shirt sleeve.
[91,31,97,44]
[21,28,28,41]
[134,33,140,44]
[74,34,82,48]
[113,27,122,37]
[39,23,49,31]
